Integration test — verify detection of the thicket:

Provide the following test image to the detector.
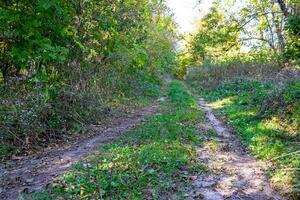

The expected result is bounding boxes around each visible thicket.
[0,0,178,157]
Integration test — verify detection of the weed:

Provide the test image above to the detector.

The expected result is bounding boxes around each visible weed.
[0,145,16,159]
[206,129,217,137]
[204,140,219,153]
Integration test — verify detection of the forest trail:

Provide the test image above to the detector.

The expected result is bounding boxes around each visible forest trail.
[0,90,286,200]
[184,98,284,200]
[0,102,160,200]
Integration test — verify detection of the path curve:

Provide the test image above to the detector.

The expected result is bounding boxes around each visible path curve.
[185,98,285,200]
[0,102,160,200]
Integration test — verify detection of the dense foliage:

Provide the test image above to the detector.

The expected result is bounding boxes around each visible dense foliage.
[190,2,240,63]
[0,0,178,156]
[188,0,299,65]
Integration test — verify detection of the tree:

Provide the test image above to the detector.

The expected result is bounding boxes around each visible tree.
[0,0,73,82]
[191,0,299,63]
[190,2,240,63]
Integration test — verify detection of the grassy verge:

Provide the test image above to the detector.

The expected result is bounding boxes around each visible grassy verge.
[188,79,300,197]
[30,81,206,200]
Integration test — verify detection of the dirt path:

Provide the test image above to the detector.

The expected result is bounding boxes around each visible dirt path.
[185,98,285,200]
[0,102,160,200]
[0,95,287,200]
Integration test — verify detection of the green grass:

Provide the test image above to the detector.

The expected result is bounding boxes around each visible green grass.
[204,140,219,153]
[30,81,206,200]
[0,145,16,160]
[189,79,300,197]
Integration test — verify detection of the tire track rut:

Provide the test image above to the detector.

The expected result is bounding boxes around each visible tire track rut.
[0,102,160,200]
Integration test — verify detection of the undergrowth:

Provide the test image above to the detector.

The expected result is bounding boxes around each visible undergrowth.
[0,75,160,159]
[29,81,206,200]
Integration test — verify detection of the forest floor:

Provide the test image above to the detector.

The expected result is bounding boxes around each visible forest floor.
[1,81,286,200]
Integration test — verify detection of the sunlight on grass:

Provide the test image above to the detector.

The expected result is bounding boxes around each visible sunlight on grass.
[264,117,299,137]
[33,81,206,199]
[57,141,196,199]
[270,167,298,197]
[230,111,256,119]
[207,96,236,109]
[204,140,219,153]
[190,79,300,196]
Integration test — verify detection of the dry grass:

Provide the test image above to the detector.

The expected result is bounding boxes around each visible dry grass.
[187,62,300,88]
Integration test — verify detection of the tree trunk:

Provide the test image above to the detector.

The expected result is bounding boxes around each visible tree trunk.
[271,11,286,56]
[277,0,289,18]
[1,62,9,84]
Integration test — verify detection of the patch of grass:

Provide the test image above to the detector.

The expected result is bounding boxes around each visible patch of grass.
[24,192,52,200]
[206,129,217,137]
[204,140,219,153]
[167,81,197,109]
[122,109,202,146]
[0,145,16,159]
[33,81,206,199]
[54,141,195,199]
[189,79,300,197]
